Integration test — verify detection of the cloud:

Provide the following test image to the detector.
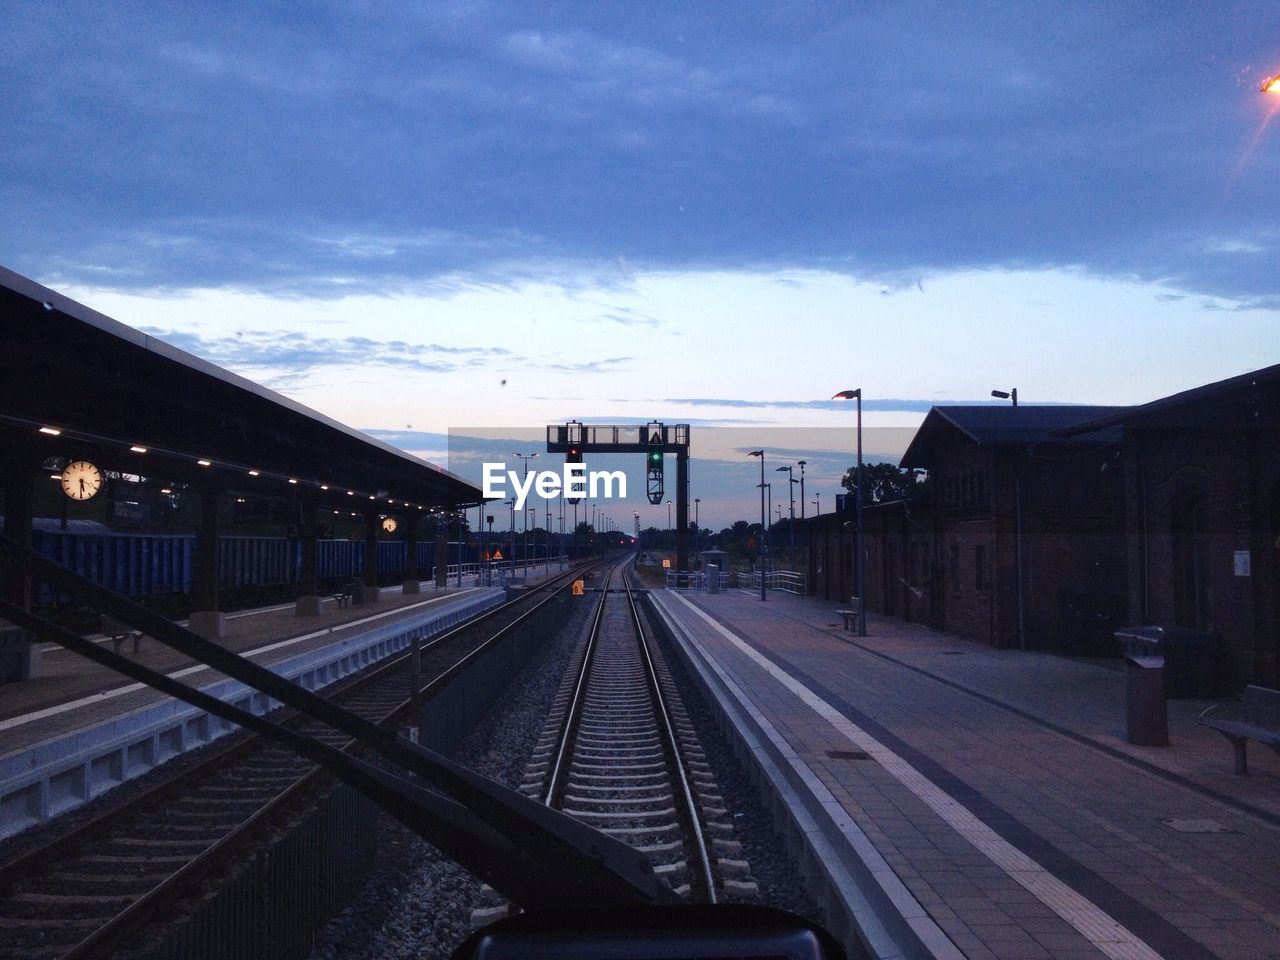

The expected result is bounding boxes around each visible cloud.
[541,357,635,373]
[2,3,1278,304]
[141,327,515,376]
[666,397,1012,413]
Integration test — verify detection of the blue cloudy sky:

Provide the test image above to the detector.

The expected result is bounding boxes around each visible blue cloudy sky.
[3,3,1278,525]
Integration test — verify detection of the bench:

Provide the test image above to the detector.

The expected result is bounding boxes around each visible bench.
[333,580,357,608]
[834,597,863,632]
[1198,685,1280,775]
[101,615,143,655]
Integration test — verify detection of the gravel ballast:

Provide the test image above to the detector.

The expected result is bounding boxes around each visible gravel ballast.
[309,586,824,960]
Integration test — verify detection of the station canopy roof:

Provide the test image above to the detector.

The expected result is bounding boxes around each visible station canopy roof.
[900,405,1126,470]
[0,266,481,511]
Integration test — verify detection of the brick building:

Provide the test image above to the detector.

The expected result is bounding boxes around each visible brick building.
[901,406,1128,650]
[807,499,937,628]
[808,406,1129,652]
[1060,365,1280,688]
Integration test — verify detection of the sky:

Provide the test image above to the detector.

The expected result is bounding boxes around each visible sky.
[3,3,1278,528]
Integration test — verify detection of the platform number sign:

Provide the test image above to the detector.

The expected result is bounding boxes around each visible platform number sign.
[572,579,585,596]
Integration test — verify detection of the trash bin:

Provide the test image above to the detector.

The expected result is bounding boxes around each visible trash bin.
[706,564,720,594]
[1116,627,1168,746]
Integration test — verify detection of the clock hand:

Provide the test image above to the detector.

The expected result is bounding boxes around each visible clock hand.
[79,477,85,493]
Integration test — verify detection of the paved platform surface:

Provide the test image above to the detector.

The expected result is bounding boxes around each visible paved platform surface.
[0,580,488,757]
[653,588,1280,960]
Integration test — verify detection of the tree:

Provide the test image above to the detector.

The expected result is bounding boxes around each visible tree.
[840,462,930,504]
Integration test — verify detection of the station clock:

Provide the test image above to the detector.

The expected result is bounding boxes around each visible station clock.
[382,516,398,533]
[61,460,103,500]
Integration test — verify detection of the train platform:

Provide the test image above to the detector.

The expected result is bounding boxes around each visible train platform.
[0,578,511,840]
[648,588,1280,960]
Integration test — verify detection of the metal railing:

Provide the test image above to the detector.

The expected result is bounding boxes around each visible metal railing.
[736,569,807,595]
[661,568,810,594]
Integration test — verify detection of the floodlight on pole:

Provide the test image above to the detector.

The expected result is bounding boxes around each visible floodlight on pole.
[831,389,865,635]
[991,388,1018,407]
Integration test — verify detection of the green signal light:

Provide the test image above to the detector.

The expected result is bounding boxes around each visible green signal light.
[648,450,662,463]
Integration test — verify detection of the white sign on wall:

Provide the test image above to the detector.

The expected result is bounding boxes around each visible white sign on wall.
[1233,550,1251,577]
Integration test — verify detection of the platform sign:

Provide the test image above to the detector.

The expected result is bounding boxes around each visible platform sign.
[492,548,503,560]
[662,558,671,569]
[572,579,585,596]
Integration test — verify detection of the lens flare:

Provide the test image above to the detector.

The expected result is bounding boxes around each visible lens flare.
[1262,74,1280,95]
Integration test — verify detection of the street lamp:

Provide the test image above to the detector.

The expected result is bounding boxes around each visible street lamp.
[512,452,538,566]
[991,388,1018,407]
[832,389,866,636]
[797,460,807,520]
[747,450,766,600]
[812,493,821,516]
[666,499,672,549]
[776,465,796,566]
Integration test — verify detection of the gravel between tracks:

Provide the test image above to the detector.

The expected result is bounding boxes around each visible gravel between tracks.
[309,584,823,960]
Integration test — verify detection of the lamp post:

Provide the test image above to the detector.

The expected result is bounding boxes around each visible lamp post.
[832,389,865,636]
[747,450,766,600]
[694,497,700,549]
[526,506,535,568]
[991,388,1025,645]
[666,499,672,550]
[512,452,538,566]
[762,483,772,552]
[797,460,806,520]
[505,498,516,574]
[776,465,796,566]
[486,512,495,585]
[812,493,821,516]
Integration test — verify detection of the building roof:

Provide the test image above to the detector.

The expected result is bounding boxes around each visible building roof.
[900,405,1125,469]
[1055,363,1280,437]
[0,266,481,510]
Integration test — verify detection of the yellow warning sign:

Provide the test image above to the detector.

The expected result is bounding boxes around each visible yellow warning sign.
[572,580,585,596]
[662,559,671,569]
[492,549,503,560]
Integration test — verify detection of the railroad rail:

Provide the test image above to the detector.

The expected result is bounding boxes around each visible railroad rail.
[0,558,606,960]
[520,557,757,904]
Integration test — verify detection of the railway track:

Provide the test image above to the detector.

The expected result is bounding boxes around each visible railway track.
[517,558,758,905]
[0,561,604,960]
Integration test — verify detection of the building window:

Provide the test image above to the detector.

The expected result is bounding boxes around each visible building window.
[975,545,987,591]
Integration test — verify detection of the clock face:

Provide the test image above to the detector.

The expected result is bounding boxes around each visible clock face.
[382,517,398,533]
[61,460,103,501]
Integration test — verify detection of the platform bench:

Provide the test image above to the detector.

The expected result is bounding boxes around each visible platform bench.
[1198,684,1280,775]
[333,580,357,608]
[835,610,858,631]
[101,614,143,655]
